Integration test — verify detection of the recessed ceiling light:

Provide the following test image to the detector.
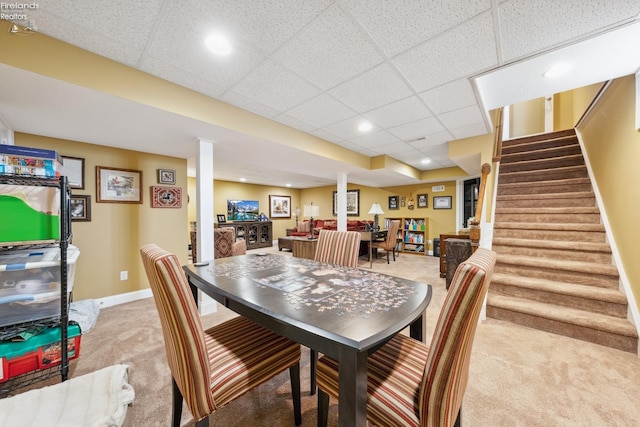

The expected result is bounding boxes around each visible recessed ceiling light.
[239,177,247,182]
[205,33,232,56]
[421,158,431,164]
[286,183,292,187]
[358,122,372,132]
[542,63,573,79]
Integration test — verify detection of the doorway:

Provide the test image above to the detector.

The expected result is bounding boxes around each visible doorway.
[463,178,480,228]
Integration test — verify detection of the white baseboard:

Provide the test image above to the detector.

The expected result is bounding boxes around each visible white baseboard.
[95,288,219,316]
[96,289,152,309]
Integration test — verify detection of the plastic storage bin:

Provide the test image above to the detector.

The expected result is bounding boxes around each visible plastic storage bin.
[0,324,81,383]
[0,185,60,243]
[0,245,80,328]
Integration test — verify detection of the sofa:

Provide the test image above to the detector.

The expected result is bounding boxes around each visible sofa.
[287,219,373,237]
[190,227,247,261]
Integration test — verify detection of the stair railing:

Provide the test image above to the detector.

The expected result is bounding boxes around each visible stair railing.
[469,163,491,252]
[492,107,504,163]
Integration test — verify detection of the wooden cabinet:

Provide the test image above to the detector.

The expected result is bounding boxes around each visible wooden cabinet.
[439,233,470,278]
[219,221,272,250]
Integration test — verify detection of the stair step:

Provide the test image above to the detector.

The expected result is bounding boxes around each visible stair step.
[492,237,612,263]
[494,209,601,224]
[494,222,605,232]
[486,294,638,353]
[498,165,588,184]
[497,177,593,195]
[495,254,618,288]
[500,154,585,174]
[501,129,577,148]
[501,143,582,164]
[490,273,627,317]
[496,191,596,208]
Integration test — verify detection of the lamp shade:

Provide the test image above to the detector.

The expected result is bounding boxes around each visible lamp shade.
[303,204,320,217]
[368,203,384,215]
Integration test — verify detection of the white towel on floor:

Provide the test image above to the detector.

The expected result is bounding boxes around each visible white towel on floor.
[0,364,135,427]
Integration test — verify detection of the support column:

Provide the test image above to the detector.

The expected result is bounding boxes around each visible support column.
[336,173,348,231]
[195,138,216,315]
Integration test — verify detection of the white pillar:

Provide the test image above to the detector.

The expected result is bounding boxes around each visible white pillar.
[336,173,348,231]
[195,138,216,315]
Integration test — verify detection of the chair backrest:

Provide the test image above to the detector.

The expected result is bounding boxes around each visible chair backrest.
[314,229,362,268]
[419,248,496,427]
[140,244,217,420]
[383,220,400,250]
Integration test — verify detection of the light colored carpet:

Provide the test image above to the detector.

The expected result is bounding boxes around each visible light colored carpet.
[15,244,640,426]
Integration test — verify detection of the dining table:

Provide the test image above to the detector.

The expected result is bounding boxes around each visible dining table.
[183,253,432,427]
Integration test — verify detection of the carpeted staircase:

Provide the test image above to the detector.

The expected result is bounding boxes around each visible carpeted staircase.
[488,129,638,353]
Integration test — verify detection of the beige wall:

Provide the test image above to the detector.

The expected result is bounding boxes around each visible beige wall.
[578,75,640,313]
[554,83,603,130]
[16,133,188,301]
[187,179,458,253]
[510,97,545,138]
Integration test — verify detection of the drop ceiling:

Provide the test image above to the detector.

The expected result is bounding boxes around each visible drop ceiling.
[0,1,638,188]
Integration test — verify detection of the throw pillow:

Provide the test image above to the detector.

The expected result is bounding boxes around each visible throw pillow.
[298,221,310,232]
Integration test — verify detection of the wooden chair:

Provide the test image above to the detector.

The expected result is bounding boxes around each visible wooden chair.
[316,248,497,427]
[371,219,400,263]
[140,244,302,427]
[308,229,362,395]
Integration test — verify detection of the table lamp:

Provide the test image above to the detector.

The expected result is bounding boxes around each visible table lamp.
[368,203,384,231]
[303,203,320,240]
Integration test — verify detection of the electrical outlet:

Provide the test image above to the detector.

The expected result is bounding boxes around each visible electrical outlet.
[120,271,128,281]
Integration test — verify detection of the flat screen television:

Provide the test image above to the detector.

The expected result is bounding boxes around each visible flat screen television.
[227,199,259,221]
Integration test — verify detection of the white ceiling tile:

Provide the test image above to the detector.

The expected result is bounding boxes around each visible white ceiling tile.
[337,141,378,156]
[322,116,381,141]
[342,0,491,57]
[363,96,432,129]
[285,94,357,129]
[275,4,384,90]
[380,141,414,155]
[439,105,485,129]
[499,0,640,61]
[408,132,452,149]
[388,117,448,142]
[231,60,321,111]
[350,130,402,149]
[272,114,317,133]
[393,12,498,92]
[311,128,343,144]
[221,91,280,118]
[330,63,413,112]
[186,0,332,55]
[450,123,491,140]
[420,79,477,114]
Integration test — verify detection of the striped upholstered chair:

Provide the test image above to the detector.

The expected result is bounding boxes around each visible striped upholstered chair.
[313,229,362,268]
[308,229,362,395]
[316,248,497,427]
[140,244,302,427]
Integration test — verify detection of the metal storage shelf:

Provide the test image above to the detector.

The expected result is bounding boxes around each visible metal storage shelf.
[0,174,72,396]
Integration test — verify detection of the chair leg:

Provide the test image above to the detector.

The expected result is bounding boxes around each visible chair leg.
[317,389,330,427]
[171,378,183,427]
[310,349,317,395]
[290,363,302,426]
[386,250,390,264]
[454,407,461,427]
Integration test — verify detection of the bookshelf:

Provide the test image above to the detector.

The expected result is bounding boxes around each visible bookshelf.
[384,217,428,255]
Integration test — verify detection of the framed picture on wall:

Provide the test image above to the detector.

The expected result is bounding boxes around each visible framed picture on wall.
[333,189,360,216]
[269,195,291,218]
[70,195,91,221]
[388,195,399,210]
[61,156,85,189]
[217,214,226,223]
[417,193,428,208]
[433,196,452,209]
[96,166,143,203]
[151,186,182,208]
